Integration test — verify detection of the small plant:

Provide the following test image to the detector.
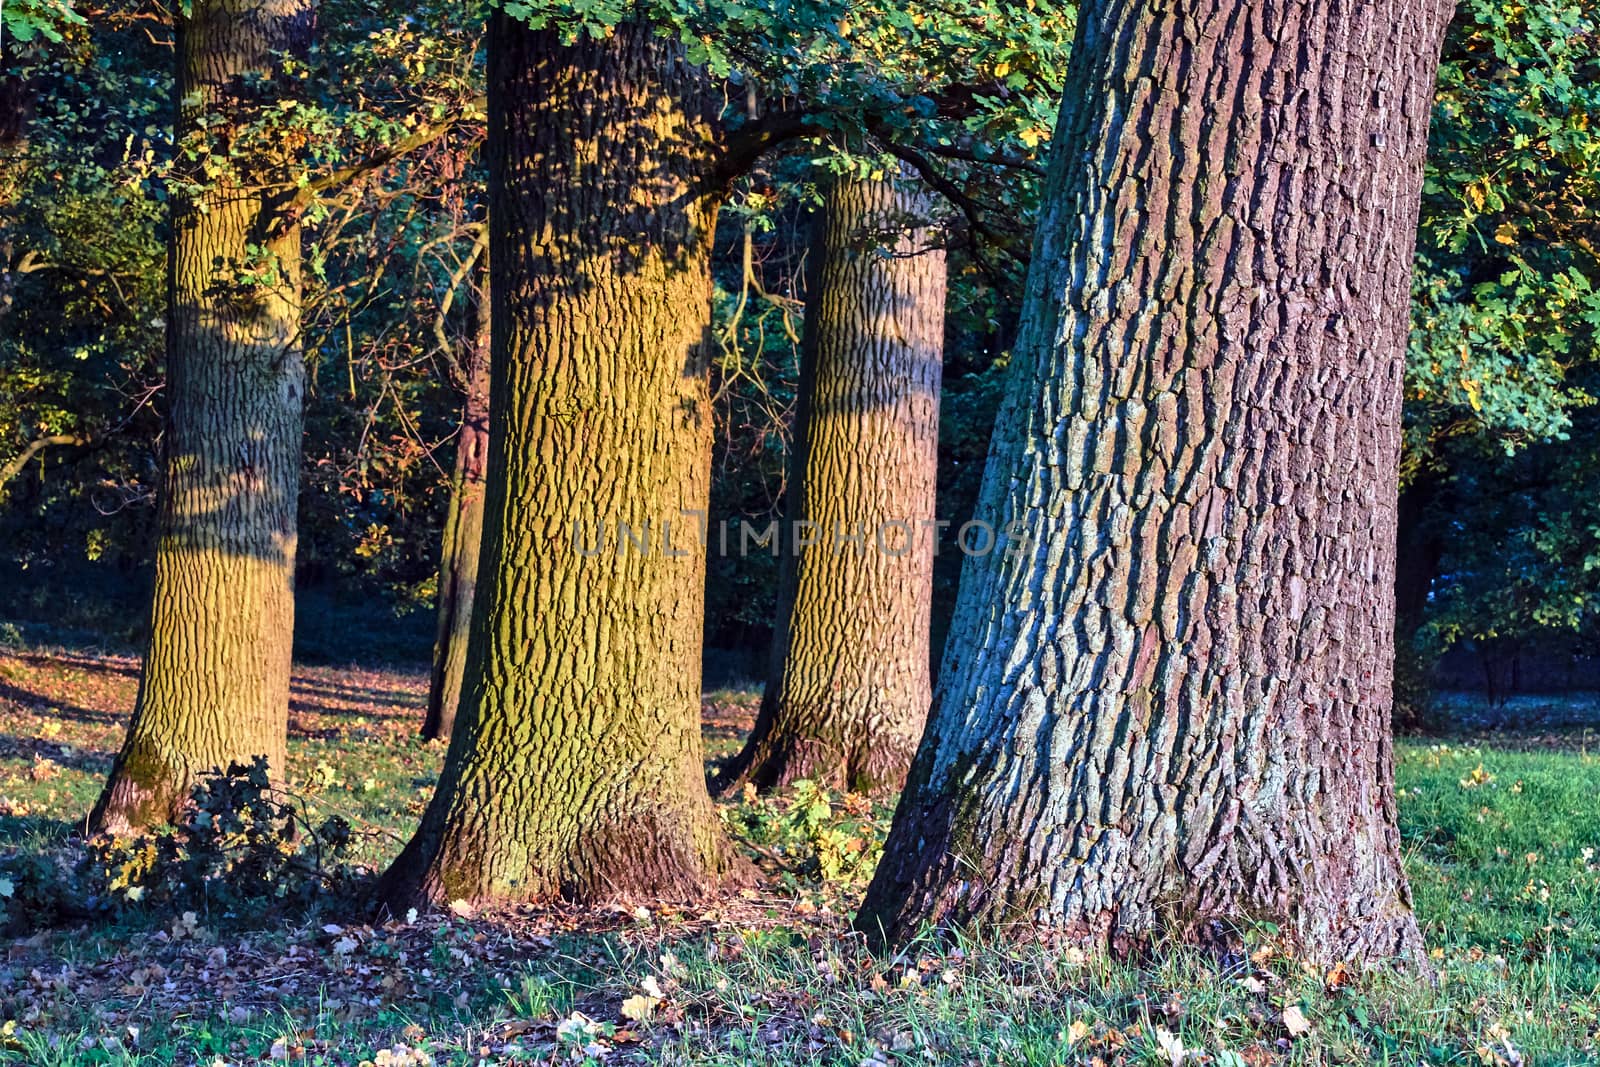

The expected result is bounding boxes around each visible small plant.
[785,779,882,883]
[503,970,575,1020]
[728,779,887,885]
[88,756,361,917]
[0,845,84,933]
[554,1011,616,1066]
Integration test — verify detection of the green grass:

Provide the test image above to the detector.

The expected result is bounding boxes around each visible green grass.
[1398,741,1600,1000]
[1,647,1598,1064]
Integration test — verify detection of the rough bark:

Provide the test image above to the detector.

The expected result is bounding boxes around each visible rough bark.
[856,0,1451,965]
[422,255,491,744]
[714,175,945,796]
[92,0,311,835]
[378,19,744,910]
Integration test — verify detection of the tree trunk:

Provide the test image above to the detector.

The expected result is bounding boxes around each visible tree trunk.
[92,0,311,835]
[0,44,31,325]
[714,175,944,796]
[378,19,745,910]
[1394,474,1443,633]
[1392,473,1443,728]
[856,0,1451,965]
[422,254,491,744]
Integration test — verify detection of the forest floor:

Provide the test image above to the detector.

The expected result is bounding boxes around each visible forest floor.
[0,640,1596,1065]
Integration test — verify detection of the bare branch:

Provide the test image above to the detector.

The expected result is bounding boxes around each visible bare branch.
[0,433,89,491]
[288,96,487,209]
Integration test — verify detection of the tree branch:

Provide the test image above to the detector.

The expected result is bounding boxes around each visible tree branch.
[921,142,1047,176]
[717,108,817,187]
[879,141,1029,271]
[432,224,489,385]
[289,96,487,209]
[1,433,89,491]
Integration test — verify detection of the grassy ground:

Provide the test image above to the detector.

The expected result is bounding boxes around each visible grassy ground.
[0,642,1597,1065]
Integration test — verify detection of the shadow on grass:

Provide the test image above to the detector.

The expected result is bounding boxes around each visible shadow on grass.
[0,731,112,775]
[0,814,79,845]
[0,678,124,727]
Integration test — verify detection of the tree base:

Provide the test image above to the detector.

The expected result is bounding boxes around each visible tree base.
[713,732,916,797]
[712,690,919,798]
[90,748,191,837]
[855,788,1427,969]
[376,800,753,917]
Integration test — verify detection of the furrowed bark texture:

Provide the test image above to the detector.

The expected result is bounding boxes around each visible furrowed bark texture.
[423,259,491,744]
[379,19,743,909]
[92,0,311,835]
[716,176,945,795]
[856,0,1451,964]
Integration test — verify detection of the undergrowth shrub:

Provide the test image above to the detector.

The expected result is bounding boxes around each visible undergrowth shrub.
[726,779,888,888]
[0,846,80,933]
[85,757,365,919]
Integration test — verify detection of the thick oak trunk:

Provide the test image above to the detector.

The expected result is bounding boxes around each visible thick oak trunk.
[422,257,491,744]
[379,20,744,909]
[857,0,1451,965]
[715,176,944,795]
[92,0,310,834]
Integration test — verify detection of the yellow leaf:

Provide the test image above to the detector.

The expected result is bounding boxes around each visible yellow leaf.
[619,994,658,1022]
[1282,1004,1312,1038]
[1494,222,1517,245]
[1068,1019,1092,1046]
[1156,1027,1187,1065]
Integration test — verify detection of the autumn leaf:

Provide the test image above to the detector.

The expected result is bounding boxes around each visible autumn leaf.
[1155,1026,1188,1065]
[619,994,657,1022]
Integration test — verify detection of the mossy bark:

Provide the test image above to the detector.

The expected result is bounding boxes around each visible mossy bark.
[715,176,945,796]
[422,257,491,744]
[92,0,311,835]
[379,19,744,909]
[857,0,1452,965]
